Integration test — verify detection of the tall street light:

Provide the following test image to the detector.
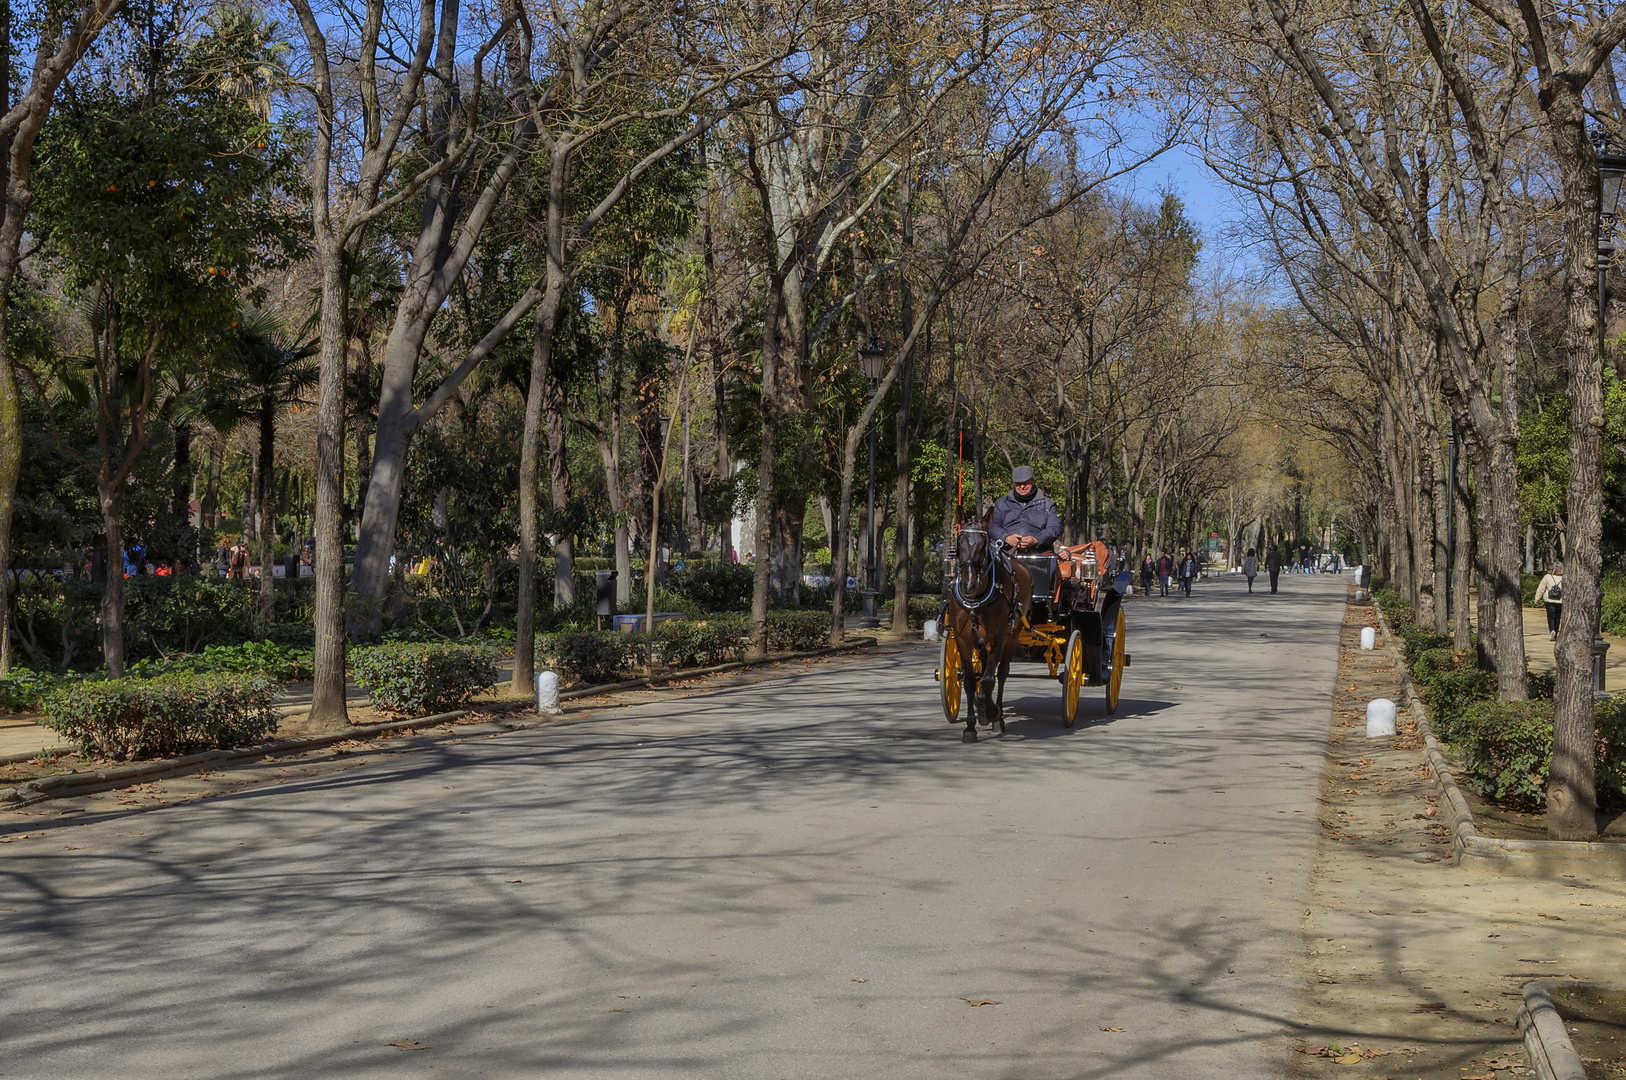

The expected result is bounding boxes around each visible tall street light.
[858,334,886,629]
[1592,151,1626,694]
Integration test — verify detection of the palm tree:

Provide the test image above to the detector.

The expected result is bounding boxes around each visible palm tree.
[207,307,317,620]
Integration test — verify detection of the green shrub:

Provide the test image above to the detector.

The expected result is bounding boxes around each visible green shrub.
[351,642,502,715]
[1372,586,1414,629]
[41,672,280,761]
[1399,628,1453,668]
[1527,670,1558,699]
[1602,570,1626,638]
[123,575,259,657]
[0,667,87,711]
[766,610,832,651]
[657,616,749,669]
[1455,697,1626,810]
[543,632,640,684]
[1413,648,1495,741]
[1522,573,1543,607]
[665,563,755,613]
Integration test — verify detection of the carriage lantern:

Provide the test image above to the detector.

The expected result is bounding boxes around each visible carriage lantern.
[857,335,886,628]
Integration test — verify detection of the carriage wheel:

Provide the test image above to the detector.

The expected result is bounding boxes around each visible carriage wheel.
[1105,606,1127,714]
[940,631,963,723]
[1062,630,1085,727]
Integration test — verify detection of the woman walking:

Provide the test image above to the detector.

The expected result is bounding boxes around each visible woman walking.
[1534,561,1565,641]
[1140,553,1155,596]
[1177,549,1198,597]
[1242,548,1259,593]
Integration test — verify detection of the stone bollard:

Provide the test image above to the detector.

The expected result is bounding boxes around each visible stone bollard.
[1360,626,1376,650]
[924,619,940,641]
[1366,698,1397,737]
[535,671,563,716]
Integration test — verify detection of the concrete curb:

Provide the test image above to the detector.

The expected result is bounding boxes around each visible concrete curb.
[1517,981,1619,1080]
[0,636,881,810]
[1369,601,1626,879]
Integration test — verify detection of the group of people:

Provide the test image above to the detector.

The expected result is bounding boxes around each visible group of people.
[1136,550,1201,597]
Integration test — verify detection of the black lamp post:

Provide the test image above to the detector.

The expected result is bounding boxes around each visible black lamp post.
[857,334,886,629]
[1593,151,1626,695]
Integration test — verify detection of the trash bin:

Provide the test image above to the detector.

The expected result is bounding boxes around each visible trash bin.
[595,570,617,616]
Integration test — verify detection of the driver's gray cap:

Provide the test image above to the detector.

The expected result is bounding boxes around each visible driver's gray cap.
[1011,465,1034,483]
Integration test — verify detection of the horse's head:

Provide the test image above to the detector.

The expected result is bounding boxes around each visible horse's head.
[954,507,998,594]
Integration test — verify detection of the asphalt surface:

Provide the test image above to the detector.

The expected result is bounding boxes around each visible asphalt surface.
[1,573,1350,1079]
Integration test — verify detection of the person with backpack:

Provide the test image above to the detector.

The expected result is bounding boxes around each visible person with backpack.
[1534,561,1565,641]
[1156,550,1174,596]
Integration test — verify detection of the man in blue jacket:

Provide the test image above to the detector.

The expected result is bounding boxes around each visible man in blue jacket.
[991,466,1061,552]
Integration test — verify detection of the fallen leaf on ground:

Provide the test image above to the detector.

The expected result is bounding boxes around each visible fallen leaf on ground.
[1099,1026,1124,1032]
[852,978,867,983]
[387,1039,429,1051]
[1483,1055,1525,1068]
[961,997,999,1006]
[1538,914,1563,921]
[507,879,522,883]
[1413,1002,1446,1012]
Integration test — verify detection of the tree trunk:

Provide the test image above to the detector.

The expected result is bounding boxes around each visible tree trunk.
[310,256,352,725]
[98,484,126,677]
[353,338,373,529]
[257,400,276,622]
[1545,79,1604,839]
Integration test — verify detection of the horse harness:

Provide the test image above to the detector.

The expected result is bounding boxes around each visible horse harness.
[951,527,1021,635]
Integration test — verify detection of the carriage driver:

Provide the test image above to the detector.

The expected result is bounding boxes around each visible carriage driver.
[992,466,1061,553]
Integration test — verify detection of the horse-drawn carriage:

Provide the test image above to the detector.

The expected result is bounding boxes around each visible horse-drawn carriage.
[934,519,1129,740]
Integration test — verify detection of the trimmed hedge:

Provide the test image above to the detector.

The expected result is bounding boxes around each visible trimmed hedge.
[351,642,502,716]
[543,632,643,685]
[657,616,749,669]
[1456,697,1626,810]
[41,672,281,760]
[766,609,832,651]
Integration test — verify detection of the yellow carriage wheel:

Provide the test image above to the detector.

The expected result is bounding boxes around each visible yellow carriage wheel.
[1062,630,1085,727]
[1105,606,1127,714]
[940,631,963,723]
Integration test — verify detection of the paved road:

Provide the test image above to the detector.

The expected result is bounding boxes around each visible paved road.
[2,575,1349,1078]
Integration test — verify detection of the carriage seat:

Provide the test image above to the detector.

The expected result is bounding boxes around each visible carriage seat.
[1014,553,1062,608]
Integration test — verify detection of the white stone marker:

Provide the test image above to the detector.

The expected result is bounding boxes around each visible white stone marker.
[1366,698,1397,737]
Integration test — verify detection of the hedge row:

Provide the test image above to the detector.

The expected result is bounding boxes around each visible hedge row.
[1371,585,1621,810]
[542,610,835,685]
[41,673,281,761]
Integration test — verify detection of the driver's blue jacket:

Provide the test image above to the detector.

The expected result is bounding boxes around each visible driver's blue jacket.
[990,488,1061,550]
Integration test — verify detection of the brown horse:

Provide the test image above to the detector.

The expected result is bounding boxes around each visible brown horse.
[944,509,1031,743]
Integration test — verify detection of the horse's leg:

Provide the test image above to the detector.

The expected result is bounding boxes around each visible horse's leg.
[994,633,1013,733]
[960,638,980,743]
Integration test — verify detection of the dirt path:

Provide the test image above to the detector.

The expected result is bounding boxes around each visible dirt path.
[1288,588,1626,1079]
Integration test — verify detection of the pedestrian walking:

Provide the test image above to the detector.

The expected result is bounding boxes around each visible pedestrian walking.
[1139,553,1155,595]
[1265,545,1283,593]
[1534,561,1565,641]
[1242,548,1259,593]
[1156,550,1173,596]
[228,538,248,580]
[1177,549,1197,597]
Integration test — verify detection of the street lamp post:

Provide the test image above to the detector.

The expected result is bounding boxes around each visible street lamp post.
[1592,150,1626,695]
[857,335,886,630]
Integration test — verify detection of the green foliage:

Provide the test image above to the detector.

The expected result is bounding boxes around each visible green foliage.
[656,616,749,669]
[1455,698,1626,810]
[1413,648,1496,741]
[124,575,259,656]
[41,672,280,761]
[665,562,755,613]
[766,610,832,651]
[350,642,502,717]
[543,632,641,684]
[0,668,90,711]
[1603,570,1626,638]
[1400,628,1453,669]
[883,595,942,628]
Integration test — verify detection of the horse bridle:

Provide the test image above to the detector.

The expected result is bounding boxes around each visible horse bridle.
[951,526,1005,611]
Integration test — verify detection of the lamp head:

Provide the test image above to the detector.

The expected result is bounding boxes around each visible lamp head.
[857,334,886,383]
[1599,152,1626,254]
